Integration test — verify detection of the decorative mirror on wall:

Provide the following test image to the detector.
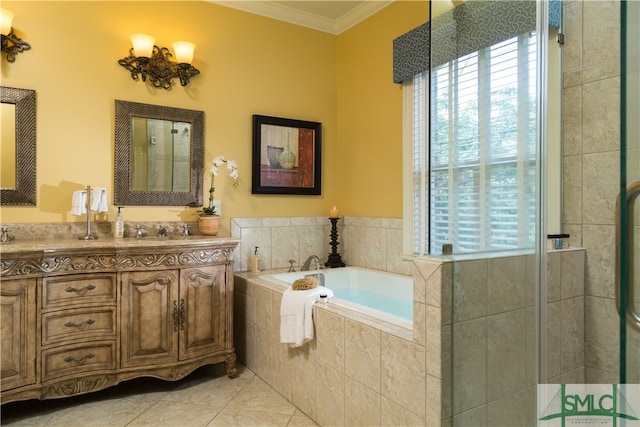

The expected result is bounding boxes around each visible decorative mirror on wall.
[1,86,36,206]
[114,100,204,206]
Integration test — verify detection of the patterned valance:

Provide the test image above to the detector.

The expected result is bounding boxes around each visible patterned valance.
[393,0,562,84]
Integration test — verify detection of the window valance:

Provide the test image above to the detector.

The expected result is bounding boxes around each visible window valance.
[393,0,561,84]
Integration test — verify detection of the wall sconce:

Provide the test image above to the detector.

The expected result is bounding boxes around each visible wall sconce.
[0,8,31,62]
[118,34,200,90]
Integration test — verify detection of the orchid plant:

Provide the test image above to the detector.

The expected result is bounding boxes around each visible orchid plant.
[201,156,239,215]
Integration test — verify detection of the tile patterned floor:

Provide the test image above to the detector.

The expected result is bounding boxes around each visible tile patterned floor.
[1,363,317,427]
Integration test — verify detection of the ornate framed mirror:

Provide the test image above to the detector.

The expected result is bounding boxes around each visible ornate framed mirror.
[1,86,36,206]
[114,100,204,206]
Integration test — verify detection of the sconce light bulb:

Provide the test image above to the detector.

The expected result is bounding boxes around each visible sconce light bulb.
[172,41,195,64]
[130,34,155,58]
[0,8,15,36]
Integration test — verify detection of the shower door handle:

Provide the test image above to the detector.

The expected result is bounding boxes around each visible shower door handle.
[615,180,640,332]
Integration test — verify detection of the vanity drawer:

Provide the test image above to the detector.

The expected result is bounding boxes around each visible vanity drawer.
[42,307,117,346]
[42,340,116,382]
[42,274,116,308]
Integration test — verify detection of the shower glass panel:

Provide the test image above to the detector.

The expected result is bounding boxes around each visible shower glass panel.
[620,0,640,383]
[429,1,546,424]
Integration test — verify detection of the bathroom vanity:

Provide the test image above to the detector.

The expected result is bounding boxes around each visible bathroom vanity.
[0,236,239,404]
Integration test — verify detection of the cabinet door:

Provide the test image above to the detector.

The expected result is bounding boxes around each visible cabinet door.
[1,278,36,391]
[179,265,227,359]
[121,270,179,368]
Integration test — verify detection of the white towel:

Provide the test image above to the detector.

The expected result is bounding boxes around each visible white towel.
[71,190,87,216]
[90,187,108,212]
[280,285,334,348]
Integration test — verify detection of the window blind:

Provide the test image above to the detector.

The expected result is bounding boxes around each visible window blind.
[410,32,537,255]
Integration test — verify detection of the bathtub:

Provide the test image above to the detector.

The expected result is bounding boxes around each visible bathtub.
[261,266,413,329]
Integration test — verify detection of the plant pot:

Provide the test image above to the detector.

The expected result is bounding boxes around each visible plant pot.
[198,215,221,236]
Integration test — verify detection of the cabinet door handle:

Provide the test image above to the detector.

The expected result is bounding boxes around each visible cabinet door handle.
[64,284,96,294]
[64,319,96,328]
[64,353,95,363]
[173,300,179,332]
[179,299,185,331]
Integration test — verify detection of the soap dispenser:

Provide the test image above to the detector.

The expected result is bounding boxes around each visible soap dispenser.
[114,207,124,238]
[250,246,260,274]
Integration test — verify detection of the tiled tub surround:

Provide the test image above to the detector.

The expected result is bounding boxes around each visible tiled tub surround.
[234,248,586,426]
[230,216,411,275]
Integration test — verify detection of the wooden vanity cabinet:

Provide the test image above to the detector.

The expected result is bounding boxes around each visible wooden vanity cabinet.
[0,238,239,404]
[0,278,37,392]
[121,265,229,370]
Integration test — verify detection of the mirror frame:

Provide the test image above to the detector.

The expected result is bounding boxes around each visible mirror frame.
[1,87,37,206]
[114,100,204,206]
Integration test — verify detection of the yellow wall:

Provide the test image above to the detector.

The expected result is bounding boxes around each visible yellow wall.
[337,1,427,218]
[0,1,427,230]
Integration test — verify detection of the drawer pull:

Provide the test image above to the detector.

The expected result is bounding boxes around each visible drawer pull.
[64,284,96,294]
[64,353,95,363]
[64,319,96,328]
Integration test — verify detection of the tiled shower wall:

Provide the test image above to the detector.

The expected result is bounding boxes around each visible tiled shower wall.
[562,0,640,383]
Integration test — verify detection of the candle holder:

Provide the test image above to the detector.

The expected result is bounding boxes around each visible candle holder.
[325,217,345,268]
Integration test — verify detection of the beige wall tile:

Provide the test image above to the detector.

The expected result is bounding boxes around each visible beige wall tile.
[584,296,619,376]
[561,250,585,299]
[583,224,616,298]
[582,151,619,225]
[562,86,582,155]
[315,363,345,427]
[344,319,381,392]
[292,349,317,421]
[271,226,300,268]
[582,0,620,70]
[560,296,585,373]
[547,252,561,302]
[314,308,345,370]
[546,301,562,381]
[380,396,425,427]
[486,310,527,401]
[583,79,620,155]
[453,259,487,322]
[562,0,582,76]
[452,318,486,414]
[487,256,527,315]
[344,377,381,427]
[381,333,426,418]
[562,155,583,225]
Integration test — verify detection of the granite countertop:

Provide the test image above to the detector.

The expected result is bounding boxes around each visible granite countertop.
[0,236,241,254]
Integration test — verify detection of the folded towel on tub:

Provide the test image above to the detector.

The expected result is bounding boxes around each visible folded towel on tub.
[280,285,333,348]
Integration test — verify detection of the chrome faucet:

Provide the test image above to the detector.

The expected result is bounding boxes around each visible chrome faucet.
[301,255,321,271]
[134,225,145,239]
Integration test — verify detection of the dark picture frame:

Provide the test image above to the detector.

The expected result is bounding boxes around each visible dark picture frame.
[252,115,321,195]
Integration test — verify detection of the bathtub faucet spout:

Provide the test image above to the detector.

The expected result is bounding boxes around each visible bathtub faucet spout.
[301,255,321,271]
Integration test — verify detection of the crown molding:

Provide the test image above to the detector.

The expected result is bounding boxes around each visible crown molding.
[210,1,393,35]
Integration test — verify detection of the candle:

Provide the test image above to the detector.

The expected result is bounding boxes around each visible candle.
[329,206,339,218]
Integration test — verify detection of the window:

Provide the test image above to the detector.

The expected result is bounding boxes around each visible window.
[407,33,537,255]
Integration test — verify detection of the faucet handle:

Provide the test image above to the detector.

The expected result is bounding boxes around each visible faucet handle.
[181,224,190,236]
[288,259,296,272]
[1,227,12,243]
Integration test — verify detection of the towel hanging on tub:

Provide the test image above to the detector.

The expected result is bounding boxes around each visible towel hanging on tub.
[280,285,334,348]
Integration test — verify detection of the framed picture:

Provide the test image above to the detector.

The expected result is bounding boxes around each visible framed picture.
[252,114,322,195]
